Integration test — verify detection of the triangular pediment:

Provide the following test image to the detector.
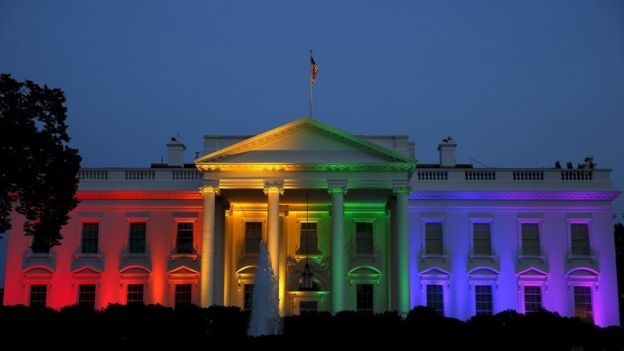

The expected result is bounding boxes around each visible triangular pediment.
[72,266,102,275]
[168,266,199,275]
[517,267,548,277]
[195,118,416,171]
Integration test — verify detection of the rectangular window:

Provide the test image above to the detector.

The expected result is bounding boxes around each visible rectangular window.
[175,284,192,308]
[81,222,99,254]
[475,285,493,315]
[427,285,444,315]
[29,284,47,308]
[127,284,144,304]
[574,286,593,322]
[129,222,146,254]
[356,222,374,255]
[299,301,318,314]
[571,224,590,256]
[524,286,542,313]
[245,222,262,255]
[473,223,492,256]
[521,223,540,256]
[176,222,193,254]
[299,222,319,255]
[356,284,374,314]
[425,223,443,255]
[244,284,254,311]
[78,284,96,309]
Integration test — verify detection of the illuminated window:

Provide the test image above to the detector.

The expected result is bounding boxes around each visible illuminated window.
[356,222,374,255]
[427,285,444,315]
[299,301,318,314]
[245,222,262,254]
[475,285,493,315]
[127,284,144,304]
[81,223,99,254]
[473,223,492,256]
[521,223,540,256]
[356,284,374,314]
[175,284,192,308]
[524,286,542,312]
[573,286,593,322]
[244,284,254,311]
[176,223,193,254]
[425,223,443,255]
[129,222,146,254]
[78,284,96,309]
[299,222,319,255]
[571,224,590,256]
[29,284,47,308]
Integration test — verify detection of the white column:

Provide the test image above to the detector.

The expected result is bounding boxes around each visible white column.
[264,181,284,277]
[394,185,411,315]
[200,182,219,307]
[329,180,347,313]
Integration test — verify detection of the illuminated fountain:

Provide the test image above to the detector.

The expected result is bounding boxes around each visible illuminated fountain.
[247,240,282,336]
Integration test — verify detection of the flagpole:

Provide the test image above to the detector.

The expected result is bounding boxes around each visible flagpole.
[309,49,313,119]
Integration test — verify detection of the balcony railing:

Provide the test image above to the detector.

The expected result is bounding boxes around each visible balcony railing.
[79,168,203,182]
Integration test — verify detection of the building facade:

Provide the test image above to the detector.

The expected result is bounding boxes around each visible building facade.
[3,118,621,326]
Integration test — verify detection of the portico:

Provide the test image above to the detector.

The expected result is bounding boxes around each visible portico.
[194,118,416,315]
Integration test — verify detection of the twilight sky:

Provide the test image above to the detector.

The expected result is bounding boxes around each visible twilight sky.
[1,1,624,284]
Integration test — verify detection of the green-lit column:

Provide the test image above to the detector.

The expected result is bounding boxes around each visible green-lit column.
[394,185,411,315]
[199,182,219,308]
[329,180,347,313]
[264,181,284,278]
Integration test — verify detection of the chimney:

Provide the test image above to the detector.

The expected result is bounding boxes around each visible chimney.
[167,137,186,167]
[437,137,457,168]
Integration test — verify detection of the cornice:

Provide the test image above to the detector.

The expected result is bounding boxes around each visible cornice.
[408,191,621,201]
[196,162,416,172]
[77,190,203,200]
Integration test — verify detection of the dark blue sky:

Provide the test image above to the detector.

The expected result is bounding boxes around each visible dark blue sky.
[1,1,623,284]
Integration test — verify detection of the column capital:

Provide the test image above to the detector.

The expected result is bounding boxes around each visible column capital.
[392,180,411,194]
[328,180,348,194]
[392,186,411,194]
[263,180,284,195]
[199,180,220,195]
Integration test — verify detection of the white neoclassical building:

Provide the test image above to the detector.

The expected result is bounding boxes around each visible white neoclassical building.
[3,118,621,326]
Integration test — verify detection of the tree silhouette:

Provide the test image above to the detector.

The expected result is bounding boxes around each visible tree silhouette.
[0,74,81,251]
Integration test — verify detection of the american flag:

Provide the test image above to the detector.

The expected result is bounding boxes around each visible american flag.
[310,55,319,84]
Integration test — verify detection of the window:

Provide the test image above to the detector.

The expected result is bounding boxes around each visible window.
[299,301,318,314]
[475,285,493,315]
[425,223,443,255]
[81,223,99,254]
[175,284,192,308]
[176,223,193,254]
[299,222,318,255]
[245,222,262,254]
[571,224,590,256]
[244,284,254,311]
[573,286,593,322]
[127,284,144,304]
[78,284,96,309]
[521,223,540,256]
[356,284,373,314]
[524,286,542,313]
[427,285,444,315]
[29,284,47,308]
[356,222,374,255]
[129,222,146,254]
[473,223,492,256]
